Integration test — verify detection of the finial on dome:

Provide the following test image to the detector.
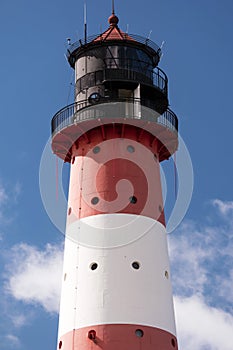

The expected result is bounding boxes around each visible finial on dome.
[108,13,119,26]
[108,0,119,26]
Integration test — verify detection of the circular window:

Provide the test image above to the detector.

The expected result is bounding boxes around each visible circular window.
[59,341,62,349]
[90,262,98,270]
[132,261,140,270]
[159,205,163,213]
[91,197,99,205]
[171,338,176,347]
[165,271,169,279]
[135,329,144,337]
[68,207,72,215]
[127,145,135,153]
[93,146,100,154]
[129,196,137,204]
[89,92,101,104]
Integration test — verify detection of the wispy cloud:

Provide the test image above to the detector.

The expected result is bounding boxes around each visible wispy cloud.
[0,180,21,223]
[4,243,63,313]
[3,334,21,348]
[175,295,233,350]
[212,198,233,216]
[169,199,233,311]
[0,183,8,219]
[168,199,233,348]
[0,185,8,204]
[10,314,28,328]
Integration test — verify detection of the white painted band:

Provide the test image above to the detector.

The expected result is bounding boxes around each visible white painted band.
[58,215,176,338]
[66,213,165,248]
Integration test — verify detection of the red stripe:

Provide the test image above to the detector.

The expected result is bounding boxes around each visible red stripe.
[67,129,165,225]
[58,324,178,350]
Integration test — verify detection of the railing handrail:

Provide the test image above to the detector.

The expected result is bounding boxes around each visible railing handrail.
[51,98,178,136]
[75,66,168,95]
[67,33,162,58]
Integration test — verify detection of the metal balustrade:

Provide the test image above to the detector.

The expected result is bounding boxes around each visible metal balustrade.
[75,67,167,95]
[51,97,178,136]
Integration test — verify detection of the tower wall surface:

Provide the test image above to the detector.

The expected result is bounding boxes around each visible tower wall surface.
[53,11,179,350]
[57,136,177,349]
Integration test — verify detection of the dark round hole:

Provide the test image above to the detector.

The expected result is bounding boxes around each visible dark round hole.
[171,338,176,347]
[132,261,140,270]
[59,341,62,349]
[159,205,163,212]
[129,196,137,204]
[93,146,100,154]
[135,329,144,337]
[68,207,72,215]
[88,329,96,340]
[91,197,99,205]
[90,263,98,270]
[127,145,135,153]
[89,92,101,104]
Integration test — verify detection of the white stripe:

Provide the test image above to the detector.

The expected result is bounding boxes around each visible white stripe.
[58,214,176,338]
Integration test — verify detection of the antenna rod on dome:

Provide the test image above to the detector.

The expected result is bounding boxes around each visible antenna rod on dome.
[84,1,87,43]
[112,0,115,14]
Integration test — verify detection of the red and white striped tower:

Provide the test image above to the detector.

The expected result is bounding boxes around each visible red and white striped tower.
[51,9,179,350]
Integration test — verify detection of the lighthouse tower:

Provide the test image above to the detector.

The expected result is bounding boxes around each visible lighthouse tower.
[51,8,179,350]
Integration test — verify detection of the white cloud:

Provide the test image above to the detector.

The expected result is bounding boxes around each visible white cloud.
[212,199,233,216]
[175,295,233,350]
[4,334,21,348]
[0,184,8,204]
[5,243,63,313]
[168,221,210,296]
[10,314,27,328]
[0,183,8,218]
[168,199,233,306]
[217,268,233,306]
[167,199,233,349]
[0,180,21,224]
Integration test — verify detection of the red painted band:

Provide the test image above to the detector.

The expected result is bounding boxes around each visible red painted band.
[58,324,178,350]
[52,123,177,162]
[67,132,165,224]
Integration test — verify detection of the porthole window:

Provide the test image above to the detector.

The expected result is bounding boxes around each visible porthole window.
[129,196,137,204]
[90,262,98,270]
[165,271,169,279]
[89,92,101,104]
[132,261,140,270]
[93,146,100,154]
[171,338,176,347]
[159,205,163,213]
[68,207,72,215]
[91,197,99,205]
[127,145,135,153]
[59,341,62,349]
[135,329,144,337]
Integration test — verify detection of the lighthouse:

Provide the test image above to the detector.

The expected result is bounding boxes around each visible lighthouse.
[51,7,179,350]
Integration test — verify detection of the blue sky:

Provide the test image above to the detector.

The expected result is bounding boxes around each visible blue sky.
[0,0,233,349]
